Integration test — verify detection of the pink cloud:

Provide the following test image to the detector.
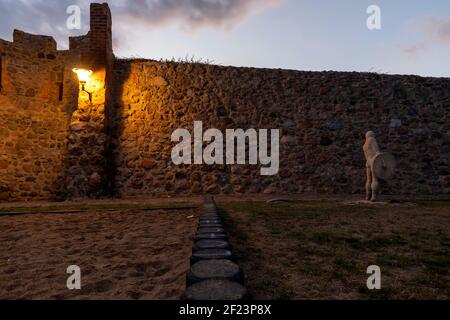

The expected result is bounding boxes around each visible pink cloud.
[402,15,450,57]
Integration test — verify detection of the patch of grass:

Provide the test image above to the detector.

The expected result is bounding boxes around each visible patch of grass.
[410,272,449,292]
[414,200,450,209]
[311,232,333,245]
[423,255,450,275]
[295,245,316,257]
[346,235,407,250]
[271,228,283,237]
[333,257,360,273]
[218,199,450,299]
[288,230,308,241]
[218,207,248,244]
[275,288,296,300]
[376,254,415,269]
[300,262,325,276]
[358,286,397,300]
[222,200,340,221]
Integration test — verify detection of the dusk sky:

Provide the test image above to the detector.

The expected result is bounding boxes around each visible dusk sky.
[0,0,449,77]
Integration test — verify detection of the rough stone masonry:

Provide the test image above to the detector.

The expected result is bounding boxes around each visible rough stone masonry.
[0,3,449,201]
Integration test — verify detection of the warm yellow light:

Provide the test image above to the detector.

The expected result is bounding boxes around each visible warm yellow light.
[72,68,93,83]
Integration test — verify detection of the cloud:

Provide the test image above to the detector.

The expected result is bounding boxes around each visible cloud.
[402,15,450,57]
[0,0,282,50]
[402,43,427,56]
[423,15,450,45]
[110,0,282,51]
[113,0,281,29]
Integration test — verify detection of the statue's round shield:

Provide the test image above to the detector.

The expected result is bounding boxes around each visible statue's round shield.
[372,153,396,181]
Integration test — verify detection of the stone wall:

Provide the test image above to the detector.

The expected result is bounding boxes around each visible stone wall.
[111,60,450,197]
[0,31,79,201]
[1,2,449,201]
[0,3,113,201]
[64,3,114,199]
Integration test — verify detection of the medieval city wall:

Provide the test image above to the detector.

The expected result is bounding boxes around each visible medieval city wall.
[0,31,80,201]
[0,2,449,201]
[111,59,450,197]
[0,3,111,201]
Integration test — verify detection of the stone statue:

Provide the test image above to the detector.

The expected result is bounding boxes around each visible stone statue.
[364,131,396,202]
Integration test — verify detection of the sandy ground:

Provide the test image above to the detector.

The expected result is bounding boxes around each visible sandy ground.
[0,208,198,300]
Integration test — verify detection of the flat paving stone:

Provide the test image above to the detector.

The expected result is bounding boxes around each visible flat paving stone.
[184,280,249,300]
[187,260,243,285]
[200,218,222,223]
[191,249,234,264]
[202,218,220,222]
[203,216,219,220]
[195,233,228,241]
[200,218,221,222]
[198,223,223,229]
[194,239,231,251]
[197,227,225,234]
[199,220,222,225]
[202,214,220,218]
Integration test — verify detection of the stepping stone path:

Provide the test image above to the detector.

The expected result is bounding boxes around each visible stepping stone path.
[194,239,231,251]
[199,219,222,224]
[190,249,235,264]
[183,196,250,300]
[184,280,250,301]
[187,260,243,286]
[198,227,225,234]
[198,223,223,229]
[195,233,228,241]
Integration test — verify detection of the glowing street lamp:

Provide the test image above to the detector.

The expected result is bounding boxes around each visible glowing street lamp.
[72,68,93,83]
[72,68,93,103]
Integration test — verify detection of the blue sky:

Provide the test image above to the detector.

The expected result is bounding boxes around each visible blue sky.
[126,0,449,77]
[1,0,449,77]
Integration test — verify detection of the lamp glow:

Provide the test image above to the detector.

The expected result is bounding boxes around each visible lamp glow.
[72,68,93,83]
[73,68,94,103]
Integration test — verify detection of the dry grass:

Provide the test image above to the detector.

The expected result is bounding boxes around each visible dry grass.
[219,200,450,300]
